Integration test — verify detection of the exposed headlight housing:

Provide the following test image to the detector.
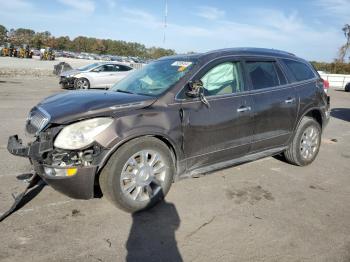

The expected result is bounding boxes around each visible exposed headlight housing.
[54,118,113,150]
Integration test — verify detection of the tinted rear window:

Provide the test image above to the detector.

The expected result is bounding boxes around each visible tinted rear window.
[246,61,280,90]
[283,59,315,82]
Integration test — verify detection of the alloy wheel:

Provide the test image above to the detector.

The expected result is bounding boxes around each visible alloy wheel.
[76,79,89,89]
[120,150,167,201]
[300,126,319,160]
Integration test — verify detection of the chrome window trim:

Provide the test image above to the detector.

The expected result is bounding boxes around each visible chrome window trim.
[170,77,316,106]
[174,54,316,102]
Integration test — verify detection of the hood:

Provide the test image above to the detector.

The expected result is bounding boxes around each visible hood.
[60,69,81,77]
[37,90,156,124]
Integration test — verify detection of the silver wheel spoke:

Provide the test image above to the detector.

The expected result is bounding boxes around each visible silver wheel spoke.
[152,177,162,186]
[149,154,160,167]
[122,171,136,180]
[120,150,167,202]
[140,151,148,166]
[153,164,165,174]
[145,185,153,198]
[124,181,136,194]
[131,186,142,200]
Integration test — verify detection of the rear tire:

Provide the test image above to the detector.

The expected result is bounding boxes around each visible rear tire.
[99,137,175,213]
[284,117,321,166]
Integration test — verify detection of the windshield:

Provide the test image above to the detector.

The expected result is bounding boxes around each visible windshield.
[111,58,196,96]
[78,63,100,71]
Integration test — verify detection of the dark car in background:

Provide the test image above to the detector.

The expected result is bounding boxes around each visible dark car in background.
[8,48,330,212]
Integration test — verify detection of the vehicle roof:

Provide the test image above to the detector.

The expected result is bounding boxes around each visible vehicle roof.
[159,47,300,62]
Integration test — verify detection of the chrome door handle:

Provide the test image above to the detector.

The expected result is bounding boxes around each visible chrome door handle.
[285,98,295,104]
[237,106,251,113]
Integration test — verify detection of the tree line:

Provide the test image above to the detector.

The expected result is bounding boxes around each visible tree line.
[0,25,176,59]
[1,24,350,73]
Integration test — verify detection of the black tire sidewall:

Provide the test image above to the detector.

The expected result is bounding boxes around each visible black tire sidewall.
[101,138,175,212]
[294,118,322,166]
[345,83,350,92]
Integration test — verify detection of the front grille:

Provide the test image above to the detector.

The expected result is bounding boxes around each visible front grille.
[26,107,51,135]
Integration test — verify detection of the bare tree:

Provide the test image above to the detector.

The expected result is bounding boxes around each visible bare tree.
[338,24,350,62]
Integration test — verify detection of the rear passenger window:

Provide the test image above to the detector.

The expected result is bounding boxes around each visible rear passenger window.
[118,65,133,71]
[246,61,280,89]
[283,60,315,82]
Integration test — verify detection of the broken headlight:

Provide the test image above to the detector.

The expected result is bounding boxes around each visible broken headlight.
[54,118,113,150]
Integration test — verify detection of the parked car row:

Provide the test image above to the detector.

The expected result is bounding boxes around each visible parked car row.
[55,50,148,64]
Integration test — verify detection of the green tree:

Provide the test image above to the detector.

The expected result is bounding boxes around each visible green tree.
[0,24,8,44]
[56,36,71,50]
[1,24,177,59]
[11,28,35,45]
[338,24,350,62]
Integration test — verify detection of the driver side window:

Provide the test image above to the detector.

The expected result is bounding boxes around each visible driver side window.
[201,62,244,96]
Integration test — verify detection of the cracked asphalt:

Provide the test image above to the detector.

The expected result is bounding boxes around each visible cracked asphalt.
[0,75,349,262]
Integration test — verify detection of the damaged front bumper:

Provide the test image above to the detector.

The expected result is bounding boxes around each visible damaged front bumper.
[59,76,75,89]
[7,135,99,199]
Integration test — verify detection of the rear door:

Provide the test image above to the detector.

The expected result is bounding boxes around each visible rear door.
[244,58,297,152]
[181,58,254,170]
[90,65,112,88]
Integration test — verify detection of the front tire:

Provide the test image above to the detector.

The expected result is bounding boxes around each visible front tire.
[74,78,90,89]
[99,137,175,213]
[345,83,350,92]
[284,117,322,166]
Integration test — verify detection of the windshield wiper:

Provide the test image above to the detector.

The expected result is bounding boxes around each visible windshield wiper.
[115,89,134,94]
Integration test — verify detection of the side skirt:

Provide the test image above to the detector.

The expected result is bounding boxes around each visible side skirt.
[178,146,287,180]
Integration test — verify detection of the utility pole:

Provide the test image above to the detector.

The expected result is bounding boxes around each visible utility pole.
[163,0,168,45]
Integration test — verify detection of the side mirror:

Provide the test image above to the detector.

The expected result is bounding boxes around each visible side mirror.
[186,79,203,98]
[185,79,210,108]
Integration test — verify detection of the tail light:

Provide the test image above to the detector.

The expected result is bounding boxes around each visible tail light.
[322,79,329,94]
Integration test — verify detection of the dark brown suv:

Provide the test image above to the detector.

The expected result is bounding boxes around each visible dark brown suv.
[8,48,330,212]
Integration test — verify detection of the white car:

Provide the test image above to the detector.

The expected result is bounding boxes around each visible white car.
[59,62,134,89]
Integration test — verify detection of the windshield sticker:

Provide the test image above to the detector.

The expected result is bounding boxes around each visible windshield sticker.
[171,61,192,68]
[178,66,187,72]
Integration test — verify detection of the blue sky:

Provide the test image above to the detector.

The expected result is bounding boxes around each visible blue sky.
[0,0,349,61]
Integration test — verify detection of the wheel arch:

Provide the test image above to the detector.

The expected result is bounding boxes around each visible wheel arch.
[76,74,92,86]
[95,133,180,188]
[295,107,324,131]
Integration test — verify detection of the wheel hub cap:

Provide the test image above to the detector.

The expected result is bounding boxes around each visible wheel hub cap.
[136,166,153,185]
[120,150,167,201]
[300,126,319,160]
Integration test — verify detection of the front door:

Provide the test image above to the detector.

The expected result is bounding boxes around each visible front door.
[181,59,254,171]
[244,59,298,152]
